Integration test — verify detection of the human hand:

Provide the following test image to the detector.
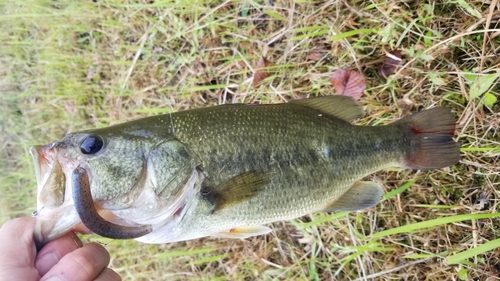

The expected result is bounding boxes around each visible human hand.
[0,217,121,281]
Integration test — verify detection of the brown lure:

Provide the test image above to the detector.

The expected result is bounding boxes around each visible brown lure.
[72,166,153,239]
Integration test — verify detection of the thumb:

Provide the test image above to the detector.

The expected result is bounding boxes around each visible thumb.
[0,217,40,281]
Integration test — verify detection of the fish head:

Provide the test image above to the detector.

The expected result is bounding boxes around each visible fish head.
[31,126,196,247]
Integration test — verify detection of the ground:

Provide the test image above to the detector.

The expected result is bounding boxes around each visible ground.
[0,0,499,280]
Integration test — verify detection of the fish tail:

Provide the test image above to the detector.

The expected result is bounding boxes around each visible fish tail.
[394,107,460,170]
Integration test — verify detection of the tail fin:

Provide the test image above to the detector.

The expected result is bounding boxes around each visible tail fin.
[394,107,460,170]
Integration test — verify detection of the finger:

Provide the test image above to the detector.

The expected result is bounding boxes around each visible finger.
[35,232,83,276]
[94,268,122,281]
[0,217,40,280]
[41,243,110,281]
[0,217,37,266]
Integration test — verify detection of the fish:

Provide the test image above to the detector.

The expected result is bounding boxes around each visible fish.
[30,95,460,247]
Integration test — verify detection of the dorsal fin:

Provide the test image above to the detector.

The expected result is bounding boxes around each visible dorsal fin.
[200,171,270,213]
[289,96,364,121]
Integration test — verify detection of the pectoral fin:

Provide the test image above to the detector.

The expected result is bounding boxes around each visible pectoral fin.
[214,225,272,239]
[201,171,270,213]
[321,181,384,212]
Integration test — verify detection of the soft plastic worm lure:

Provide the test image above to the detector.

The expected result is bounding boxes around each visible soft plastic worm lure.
[72,166,153,239]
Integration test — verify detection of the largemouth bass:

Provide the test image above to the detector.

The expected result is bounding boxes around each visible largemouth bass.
[31,96,460,246]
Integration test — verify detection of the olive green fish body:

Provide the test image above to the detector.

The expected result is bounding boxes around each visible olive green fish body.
[136,101,437,242]
[31,96,460,245]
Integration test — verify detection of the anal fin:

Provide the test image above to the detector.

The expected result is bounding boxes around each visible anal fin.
[321,181,384,212]
[214,225,272,239]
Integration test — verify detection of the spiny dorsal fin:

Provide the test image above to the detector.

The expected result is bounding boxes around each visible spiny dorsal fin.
[201,171,271,213]
[289,96,365,121]
[320,181,384,212]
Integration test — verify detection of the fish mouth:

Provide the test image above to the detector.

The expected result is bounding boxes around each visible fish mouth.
[30,144,83,248]
[30,144,142,247]
[31,144,66,208]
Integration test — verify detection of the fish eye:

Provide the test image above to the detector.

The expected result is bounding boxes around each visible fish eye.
[80,135,104,155]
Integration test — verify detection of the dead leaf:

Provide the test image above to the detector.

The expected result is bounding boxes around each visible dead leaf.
[378,49,403,78]
[307,45,328,61]
[64,101,76,117]
[329,69,366,100]
[397,92,414,112]
[414,44,425,51]
[252,57,274,87]
[307,50,324,61]
[86,69,95,82]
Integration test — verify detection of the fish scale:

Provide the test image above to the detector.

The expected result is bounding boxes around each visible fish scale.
[134,104,420,241]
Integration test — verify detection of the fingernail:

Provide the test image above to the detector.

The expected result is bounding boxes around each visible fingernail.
[71,233,83,248]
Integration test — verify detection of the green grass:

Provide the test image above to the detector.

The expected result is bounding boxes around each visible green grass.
[1,0,499,280]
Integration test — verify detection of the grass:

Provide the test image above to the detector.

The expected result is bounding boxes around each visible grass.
[1,0,499,280]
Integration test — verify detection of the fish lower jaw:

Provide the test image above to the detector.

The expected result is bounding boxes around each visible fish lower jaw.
[33,205,82,247]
